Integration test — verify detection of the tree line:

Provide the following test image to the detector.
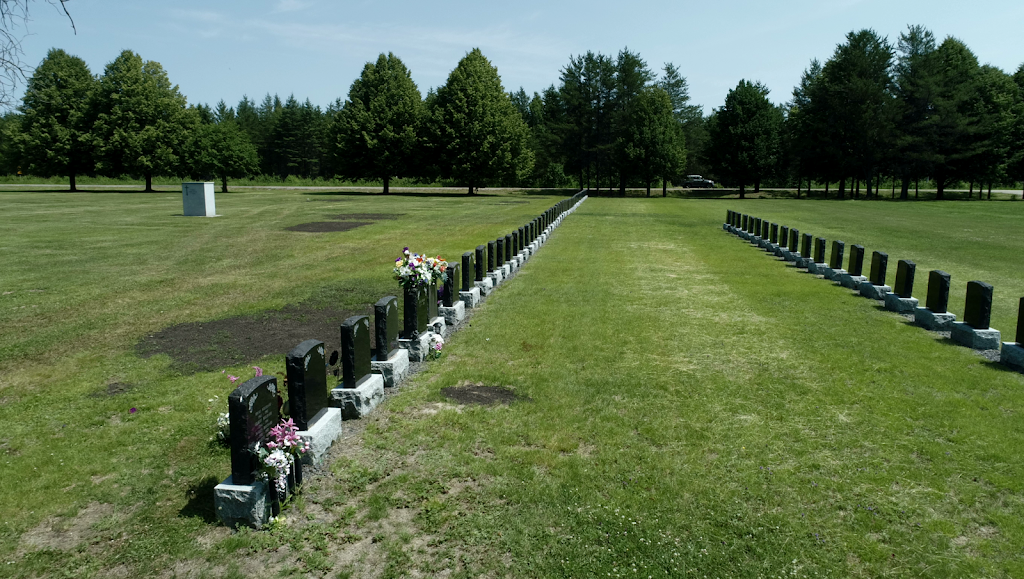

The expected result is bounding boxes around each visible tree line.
[1,46,697,194]
[707,25,1024,199]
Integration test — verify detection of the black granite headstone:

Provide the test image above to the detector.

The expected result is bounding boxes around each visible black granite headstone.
[849,245,865,277]
[780,226,789,246]
[517,228,524,251]
[427,279,439,320]
[869,251,888,286]
[443,262,460,307]
[829,241,845,270]
[229,375,280,485]
[475,245,485,281]
[742,214,748,231]
[814,238,826,263]
[753,217,761,236]
[894,260,916,298]
[964,280,994,330]
[925,270,951,313]
[1016,297,1023,345]
[770,223,778,244]
[801,233,812,259]
[340,315,373,389]
[402,284,429,338]
[373,296,399,361]
[495,238,504,267]
[487,241,496,272]
[726,209,731,223]
[285,339,328,431]
[789,229,799,252]
[505,234,513,262]
[461,251,473,292]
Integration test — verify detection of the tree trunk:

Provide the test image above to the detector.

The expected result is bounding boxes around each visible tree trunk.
[662,179,667,197]
[825,181,829,197]
[467,183,474,195]
[838,177,845,200]
[891,177,895,199]
[383,176,390,195]
[936,177,945,200]
[221,174,228,193]
[866,170,873,197]
[987,183,992,200]
[739,183,745,200]
[900,176,909,200]
[969,181,973,199]
[797,177,802,196]
[915,179,919,199]
[145,173,154,193]
[854,178,860,199]
[69,172,77,192]
[754,178,761,193]
[646,179,650,197]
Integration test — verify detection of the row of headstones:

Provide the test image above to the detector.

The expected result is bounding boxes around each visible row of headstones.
[215,191,590,528]
[723,210,1024,370]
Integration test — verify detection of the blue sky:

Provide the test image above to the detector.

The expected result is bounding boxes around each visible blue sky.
[14,0,1024,114]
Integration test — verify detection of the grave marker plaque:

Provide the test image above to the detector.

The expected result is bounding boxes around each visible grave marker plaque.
[341,315,373,388]
[849,245,865,277]
[443,262,460,307]
[869,251,888,286]
[894,260,916,298]
[475,245,485,281]
[487,241,496,272]
[829,241,845,269]
[228,376,280,485]
[373,296,400,361]
[505,234,513,262]
[964,280,994,329]
[461,252,473,292]
[285,339,328,431]
[814,238,826,263]
[495,238,504,267]
[925,270,951,313]
[801,233,812,259]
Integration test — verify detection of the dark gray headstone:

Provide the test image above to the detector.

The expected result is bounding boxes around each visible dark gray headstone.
[780,226,789,246]
[505,234,513,262]
[814,238,826,263]
[515,228,522,252]
[1016,297,1023,345]
[894,260,916,298]
[443,262,460,307]
[926,270,951,313]
[475,245,485,281]
[373,296,399,361]
[829,241,845,269]
[742,214,748,231]
[285,339,328,431]
[964,280,993,330]
[801,233,812,259]
[869,251,888,286]
[849,245,865,277]
[495,238,504,267]
[770,223,778,244]
[428,279,439,320]
[403,284,429,338]
[487,240,496,272]
[726,209,731,223]
[229,375,280,485]
[340,316,373,389]
[754,217,761,236]
[789,229,799,252]
[461,251,473,292]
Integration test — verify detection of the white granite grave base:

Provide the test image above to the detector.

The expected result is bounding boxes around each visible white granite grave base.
[502,263,511,277]
[460,287,481,308]
[914,308,956,331]
[429,316,447,337]
[1000,342,1024,370]
[883,294,919,313]
[836,273,867,290]
[440,301,465,326]
[822,267,845,280]
[723,223,729,230]
[371,348,410,388]
[807,262,827,275]
[487,271,503,287]
[474,278,493,296]
[860,284,891,300]
[950,323,1001,350]
[215,476,271,529]
[399,331,435,362]
[331,374,385,420]
[297,407,342,465]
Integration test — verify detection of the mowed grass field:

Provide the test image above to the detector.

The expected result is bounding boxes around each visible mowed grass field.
[2,191,1024,578]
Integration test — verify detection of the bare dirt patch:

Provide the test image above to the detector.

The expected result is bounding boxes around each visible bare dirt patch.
[285,221,372,233]
[440,382,528,406]
[21,502,115,551]
[329,213,404,220]
[90,382,135,398]
[136,303,366,374]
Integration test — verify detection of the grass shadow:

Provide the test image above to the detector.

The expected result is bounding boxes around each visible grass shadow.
[179,475,222,524]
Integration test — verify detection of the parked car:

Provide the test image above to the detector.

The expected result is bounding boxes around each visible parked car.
[681,175,715,188]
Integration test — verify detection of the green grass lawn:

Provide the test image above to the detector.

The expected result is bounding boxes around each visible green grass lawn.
[2,192,1024,578]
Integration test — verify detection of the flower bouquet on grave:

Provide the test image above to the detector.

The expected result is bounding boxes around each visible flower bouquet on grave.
[427,333,444,360]
[268,418,310,488]
[394,248,448,289]
[254,442,290,516]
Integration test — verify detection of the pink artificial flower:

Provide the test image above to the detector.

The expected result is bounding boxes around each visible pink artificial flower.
[228,375,239,384]
[129,407,137,414]
[253,366,263,377]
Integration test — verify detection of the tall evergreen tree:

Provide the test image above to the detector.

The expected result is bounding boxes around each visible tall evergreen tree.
[929,37,984,199]
[426,48,533,194]
[893,25,939,199]
[17,48,93,191]
[706,80,782,198]
[625,86,685,196]
[335,52,422,193]
[188,119,259,192]
[612,48,655,195]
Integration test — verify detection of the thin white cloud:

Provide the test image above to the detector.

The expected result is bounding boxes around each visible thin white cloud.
[273,0,314,13]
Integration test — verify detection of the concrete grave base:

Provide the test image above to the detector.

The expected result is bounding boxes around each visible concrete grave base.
[950,323,1001,350]
[474,278,493,296]
[836,273,867,290]
[859,284,891,300]
[439,300,465,326]
[459,287,481,308]
[331,374,385,419]
[1000,342,1024,370]
[751,236,762,246]
[502,263,511,278]
[215,476,270,529]
[822,267,845,280]
[298,407,342,465]
[914,308,956,331]
[795,257,811,268]
[487,271,502,288]
[807,262,827,275]
[883,294,919,313]
[429,316,447,337]
[781,250,796,262]
[371,348,410,388]
[399,331,434,362]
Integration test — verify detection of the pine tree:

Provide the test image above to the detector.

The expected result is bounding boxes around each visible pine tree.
[707,80,782,198]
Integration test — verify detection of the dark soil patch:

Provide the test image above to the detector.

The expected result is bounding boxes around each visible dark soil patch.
[440,383,527,406]
[285,221,372,233]
[329,213,404,220]
[136,303,368,374]
[90,382,136,398]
